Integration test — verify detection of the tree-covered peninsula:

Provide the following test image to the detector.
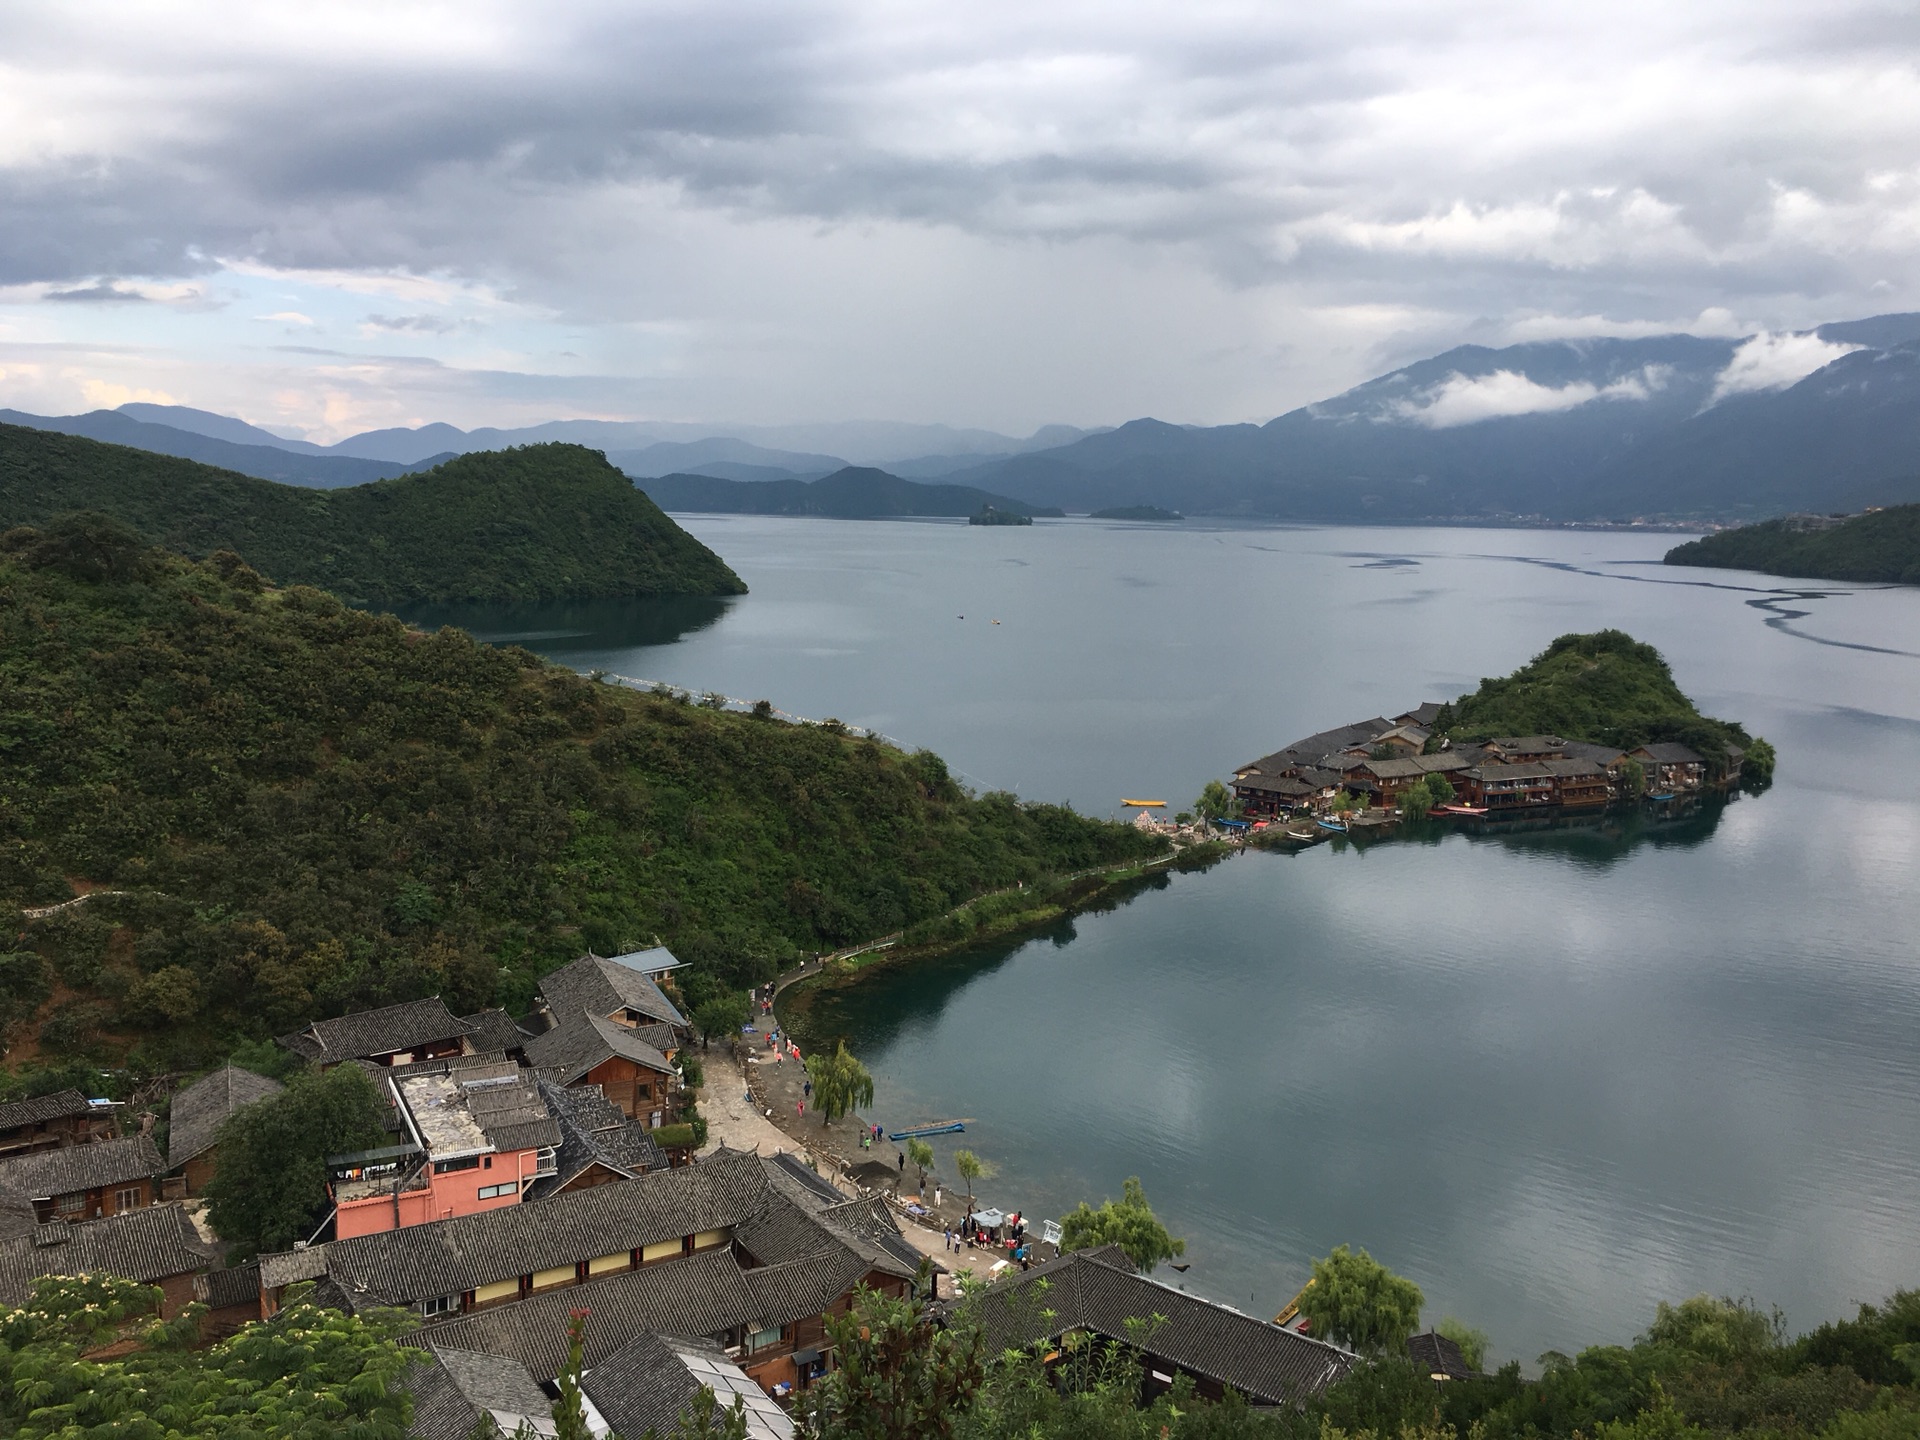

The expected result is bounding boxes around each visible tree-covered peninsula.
[0,424,744,606]
[1435,630,1774,781]
[0,519,1161,1069]
[1664,505,1920,585]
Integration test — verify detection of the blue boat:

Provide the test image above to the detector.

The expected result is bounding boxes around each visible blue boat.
[1316,818,1348,834]
[889,1121,966,1140]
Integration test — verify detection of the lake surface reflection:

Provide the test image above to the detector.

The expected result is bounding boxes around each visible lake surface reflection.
[477,516,1920,1364]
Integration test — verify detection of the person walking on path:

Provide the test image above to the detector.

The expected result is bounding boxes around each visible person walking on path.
[797,1099,804,1119]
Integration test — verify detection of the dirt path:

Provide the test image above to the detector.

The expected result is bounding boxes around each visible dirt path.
[696,1039,1017,1296]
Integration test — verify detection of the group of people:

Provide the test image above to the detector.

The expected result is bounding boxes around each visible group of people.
[944,1211,1035,1269]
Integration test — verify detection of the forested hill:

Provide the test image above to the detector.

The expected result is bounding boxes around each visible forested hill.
[0,424,744,605]
[1664,506,1920,584]
[0,522,1161,1068]
[639,465,1063,518]
[1436,630,1772,780]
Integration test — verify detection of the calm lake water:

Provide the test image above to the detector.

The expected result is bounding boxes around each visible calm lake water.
[408,517,1920,1365]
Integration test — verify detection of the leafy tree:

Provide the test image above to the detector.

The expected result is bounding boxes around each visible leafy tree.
[797,1285,986,1440]
[204,1064,388,1260]
[805,1039,876,1126]
[1296,1245,1424,1355]
[907,1137,936,1193]
[954,1149,993,1217]
[1058,1176,1186,1274]
[1422,772,1456,807]
[0,1274,418,1438]
[1642,1295,1782,1363]
[692,993,752,1049]
[1436,1316,1490,1371]
[1195,780,1237,822]
[1331,791,1359,817]
[555,1307,594,1440]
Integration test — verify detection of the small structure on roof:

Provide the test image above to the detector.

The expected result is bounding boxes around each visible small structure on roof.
[1408,1328,1480,1381]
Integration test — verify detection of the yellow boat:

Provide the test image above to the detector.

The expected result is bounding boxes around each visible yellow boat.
[1120,799,1167,807]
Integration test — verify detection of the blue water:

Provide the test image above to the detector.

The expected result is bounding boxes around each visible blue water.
[422,516,1920,1365]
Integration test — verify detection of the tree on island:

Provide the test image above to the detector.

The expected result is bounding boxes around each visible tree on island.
[955,1149,993,1218]
[805,1040,875,1126]
[692,992,752,1050]
[1195,780,1238,823]
[907,1137,936,1194]
[1058,1176,1186,1274]
[1402,772,1455,818]
[204,1064,388,1261]
[1296,1244,1425,1355]
[1331,790,1359,818]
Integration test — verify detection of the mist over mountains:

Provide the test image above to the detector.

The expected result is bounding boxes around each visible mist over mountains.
[6,313,1918,523]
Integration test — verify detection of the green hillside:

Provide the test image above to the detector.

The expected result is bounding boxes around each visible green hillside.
[639,465,1064,518]
[0,424,744,605]
[0,520,1160,1067]
[1664,505,1920,584]
[1435,630,1773,780]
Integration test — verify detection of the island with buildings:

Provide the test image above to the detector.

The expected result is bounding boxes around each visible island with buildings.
[1226,631,1772,830]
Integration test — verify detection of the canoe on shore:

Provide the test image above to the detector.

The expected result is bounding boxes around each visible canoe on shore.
[889,1121,967,1139]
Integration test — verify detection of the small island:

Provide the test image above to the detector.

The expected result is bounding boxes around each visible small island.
[1664,505,1920,585]
[1226,631,1774,827]
[969,504,1033,526]
[1091,504,1183,521]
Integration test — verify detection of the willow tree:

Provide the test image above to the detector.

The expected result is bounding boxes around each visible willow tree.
[1058,1176,1185,1274]
[1296,1245,1424,1355]
[805,1040,875,1126]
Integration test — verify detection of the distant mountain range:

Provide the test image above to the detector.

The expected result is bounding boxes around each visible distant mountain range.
[638,467,1063,519]
[6,311,1920,523]
[0,406,453,487]
[940,313,1920,523]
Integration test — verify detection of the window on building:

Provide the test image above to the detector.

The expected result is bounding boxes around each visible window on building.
[747,1325,783,1353]
[113,1186,142,1212]
[58,1192,85,1214]
[421,1295,456,1316]
[477,1182,517,1200]
[433,1155,482,1174]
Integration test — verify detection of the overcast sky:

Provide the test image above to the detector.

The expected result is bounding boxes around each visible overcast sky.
[1,1,1916,441]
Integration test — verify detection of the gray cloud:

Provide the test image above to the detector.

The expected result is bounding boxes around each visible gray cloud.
[2,2,1917,429]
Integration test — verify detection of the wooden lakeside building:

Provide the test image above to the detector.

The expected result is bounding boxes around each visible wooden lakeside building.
[1232,712,1719,821]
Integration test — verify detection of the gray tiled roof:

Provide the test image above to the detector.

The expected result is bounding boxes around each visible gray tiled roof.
[1634,742,1707,765]
[0,1203,211,1305]
[539,953,687,1029]
[0,1089,93,1133]
[948,1247,1353,1406]
[280,997,474,1063]
[407,1345,556,1440]
[1560,741,1627,765]
[0,1133,164,1200]
[1408,1328,1477,1380]
[167,1065,284,1168]
[523,1012,675,1085]
[458,1009,531,1056]
[1487,735,1566,752]
[200,1260,261,1311]
[307,1147,773,1307]
[416,1247,762,1381]
[582,1333,793,1440]
[534,1081,664,1197]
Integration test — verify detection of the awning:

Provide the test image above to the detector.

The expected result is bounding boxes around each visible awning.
[970,1208,1006,1228]
[793,1348,822,1367]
